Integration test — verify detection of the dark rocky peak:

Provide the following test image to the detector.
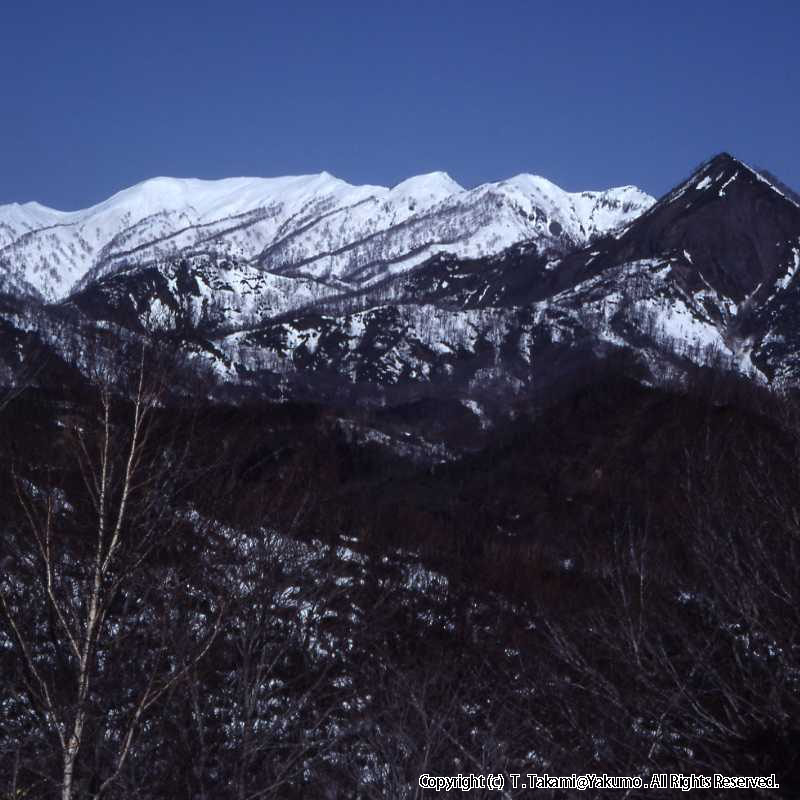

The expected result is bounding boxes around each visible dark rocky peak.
[552,153,800,304]
[662,152,799,212]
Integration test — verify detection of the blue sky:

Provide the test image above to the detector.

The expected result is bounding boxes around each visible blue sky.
[1,0,797,209]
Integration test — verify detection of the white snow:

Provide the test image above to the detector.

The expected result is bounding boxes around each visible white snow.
[527,257,767,381]
[774,246,800,293]
[460,398,491,430]
[718,172,738,197]
[0,171,655,301]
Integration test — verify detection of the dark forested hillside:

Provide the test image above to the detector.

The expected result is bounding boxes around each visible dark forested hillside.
[1,344,799,798]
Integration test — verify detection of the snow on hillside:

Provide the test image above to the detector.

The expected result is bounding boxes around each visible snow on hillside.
[0,171,654,301]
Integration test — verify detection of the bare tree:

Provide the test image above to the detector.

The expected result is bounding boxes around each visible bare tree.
[0,346,223,799]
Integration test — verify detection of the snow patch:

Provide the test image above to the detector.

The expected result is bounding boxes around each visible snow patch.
[718,172,738,197]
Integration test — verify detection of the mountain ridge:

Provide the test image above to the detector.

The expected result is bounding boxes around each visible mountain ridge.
[0,170,654,301]
[4,153,800,424]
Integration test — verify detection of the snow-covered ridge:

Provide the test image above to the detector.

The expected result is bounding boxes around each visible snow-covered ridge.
[0,170,654,301]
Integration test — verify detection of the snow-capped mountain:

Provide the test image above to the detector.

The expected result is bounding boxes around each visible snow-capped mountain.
[5,152,800,424]
[0,171,653,301]
[91,152,796,400]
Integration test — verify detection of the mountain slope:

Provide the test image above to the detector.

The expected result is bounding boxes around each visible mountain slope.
[539,153,800,382]
[0,172,653,301]
[573,152,800,302]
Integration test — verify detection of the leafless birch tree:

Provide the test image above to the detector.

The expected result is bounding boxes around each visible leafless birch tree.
[0,347,222,799]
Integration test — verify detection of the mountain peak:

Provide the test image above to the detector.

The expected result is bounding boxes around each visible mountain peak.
[501,173,561,194]
[658,152,800,214]
[705,151,739,168]
[391,171,464,197]
[599,153,800,302]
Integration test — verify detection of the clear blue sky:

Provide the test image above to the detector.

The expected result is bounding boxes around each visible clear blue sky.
[1,0,797,209]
